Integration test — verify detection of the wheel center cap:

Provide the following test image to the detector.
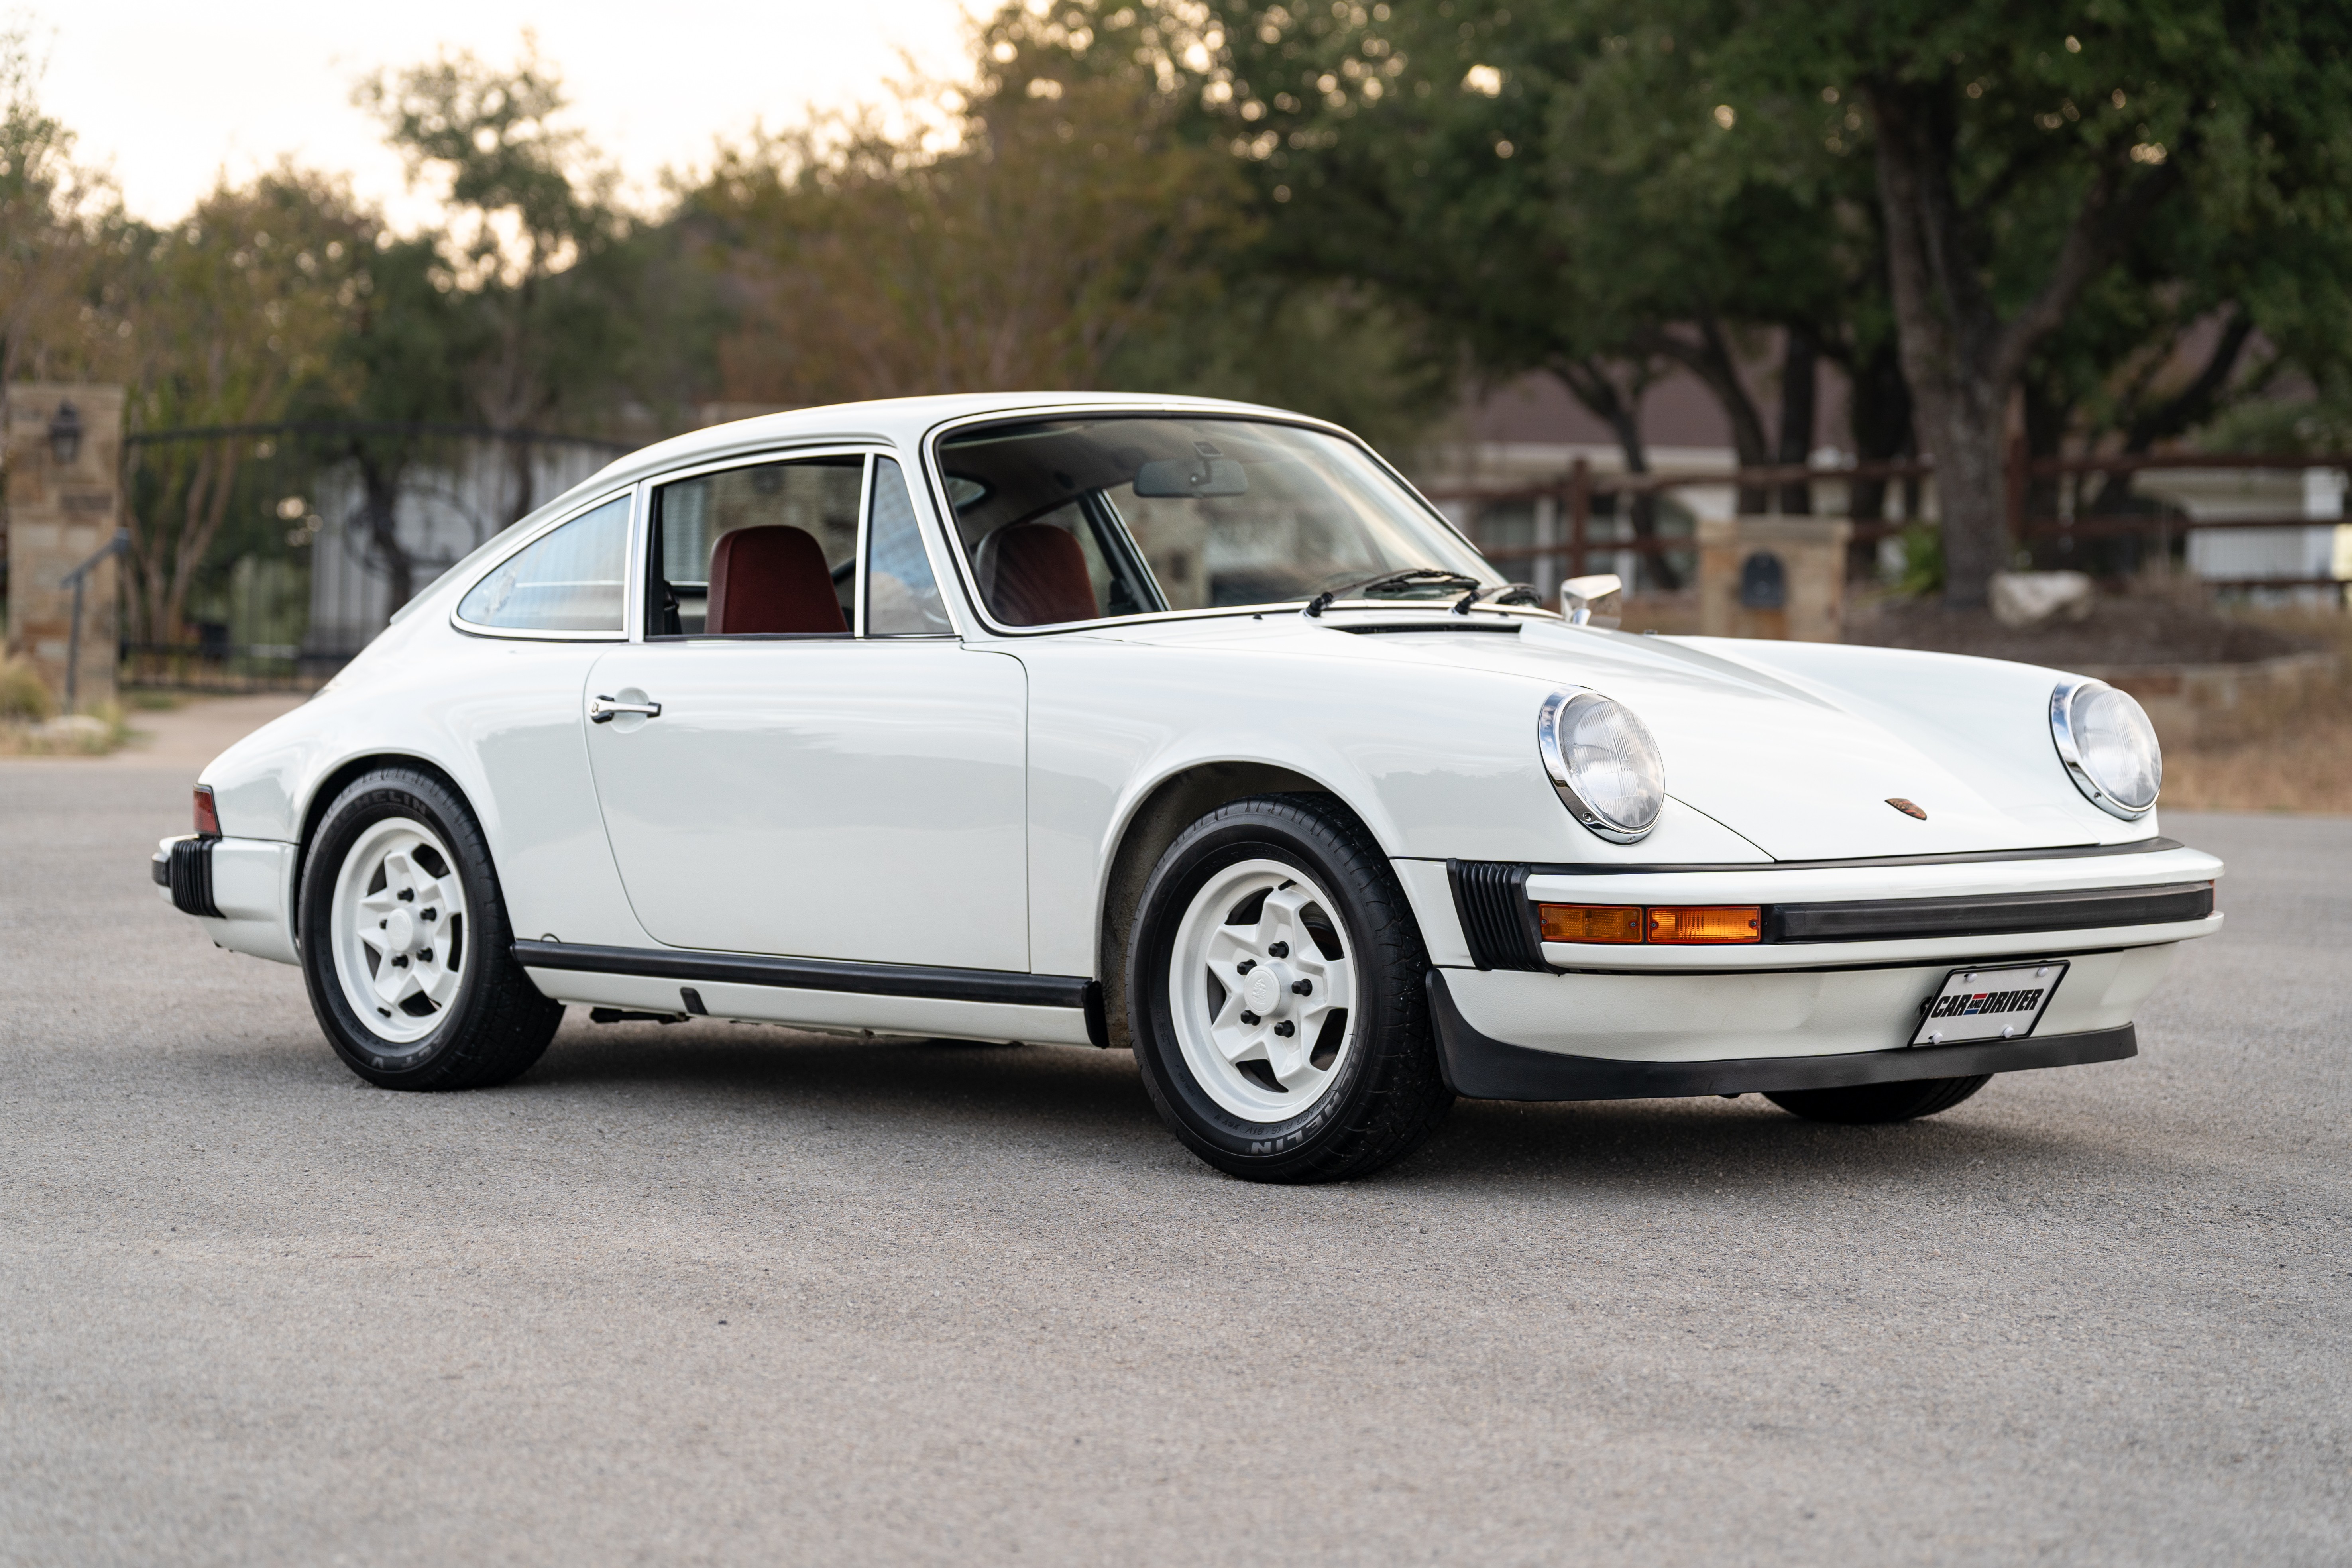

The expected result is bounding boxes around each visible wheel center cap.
[385,909,417,951]
[1243,965,1282,1015]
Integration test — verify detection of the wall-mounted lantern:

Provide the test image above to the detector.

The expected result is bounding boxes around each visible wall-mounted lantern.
[48,401,83,467]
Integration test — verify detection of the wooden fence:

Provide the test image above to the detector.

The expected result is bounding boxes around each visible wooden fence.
[1425,441,2352,595]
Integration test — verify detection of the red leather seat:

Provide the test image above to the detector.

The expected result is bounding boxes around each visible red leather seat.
[986,523,1100,625]
[707,525,846,634]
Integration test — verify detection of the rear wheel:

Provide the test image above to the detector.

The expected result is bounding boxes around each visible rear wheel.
[1764,1075,1990,1124]
[298,767,562,1089]
[1126,794,1451,1182]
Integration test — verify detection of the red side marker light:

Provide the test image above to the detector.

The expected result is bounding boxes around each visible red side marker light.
[193,785,221,838]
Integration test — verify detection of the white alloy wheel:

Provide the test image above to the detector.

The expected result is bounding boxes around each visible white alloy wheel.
[327,816,471,1045]
[1167,857,1358,1123]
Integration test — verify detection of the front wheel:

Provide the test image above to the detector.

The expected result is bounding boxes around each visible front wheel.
[1764,1075,1990,1124]
[1126,794,1452,1182]
[297,766,562,1089]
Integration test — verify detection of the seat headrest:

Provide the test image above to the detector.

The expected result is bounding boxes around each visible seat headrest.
[985,523,1100,626]
[707,525,847,635]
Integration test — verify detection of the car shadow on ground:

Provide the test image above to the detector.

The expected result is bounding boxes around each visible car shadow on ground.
[504,1020,2071,1194]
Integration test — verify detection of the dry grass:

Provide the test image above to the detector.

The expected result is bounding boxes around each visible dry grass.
[2155,607,2352,815]
[0,701,131,756]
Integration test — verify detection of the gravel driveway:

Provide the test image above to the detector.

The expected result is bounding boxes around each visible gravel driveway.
[3,754,2345,1566]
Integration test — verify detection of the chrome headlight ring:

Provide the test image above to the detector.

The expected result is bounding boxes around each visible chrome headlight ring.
[2049,676,2162,821]
[1537,687,1666,844]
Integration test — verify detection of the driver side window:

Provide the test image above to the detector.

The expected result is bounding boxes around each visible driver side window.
[646,458,861,637]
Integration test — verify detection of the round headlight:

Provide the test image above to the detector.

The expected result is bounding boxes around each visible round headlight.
[1538,688,1665,843]
[2050,678,2161,819]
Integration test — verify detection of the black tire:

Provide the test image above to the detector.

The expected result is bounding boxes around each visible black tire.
[1764,1075,1991,1125]
[1126,794,1452,1182]
[297,766,562,1090]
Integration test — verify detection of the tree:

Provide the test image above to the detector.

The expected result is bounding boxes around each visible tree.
[1009,1,2352,607]
[997,0,1891,584]
[0,27,110,387]
[686,52,1249,403]
[293,231,483,611]
[116,170,372,641]
[360,37,653,521]
[1720,0,2352,603]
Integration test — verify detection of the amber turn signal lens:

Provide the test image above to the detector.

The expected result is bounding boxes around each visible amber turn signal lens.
[1647,905,1762,944]
[193,784,221,839]
[1537,903,1645,944]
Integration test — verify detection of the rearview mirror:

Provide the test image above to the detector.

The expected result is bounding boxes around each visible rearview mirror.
[1560,573,1623,627]
[1132,457,1248,497]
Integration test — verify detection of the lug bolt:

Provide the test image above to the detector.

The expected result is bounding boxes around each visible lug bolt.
[1273,1020,1295,1037]
[422,908,438,922]
[1268,941,1289,958]
[419,948,434,964]
[398,889,415,903]
[1236,959,1255,974]
[1291,978,1313,996]
[1239,1010,1260,1026]
[391,955,409,969]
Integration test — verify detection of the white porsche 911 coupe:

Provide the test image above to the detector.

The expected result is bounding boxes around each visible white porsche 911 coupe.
[154,394,2220,1181]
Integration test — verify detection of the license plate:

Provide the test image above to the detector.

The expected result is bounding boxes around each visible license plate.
[1911,961,2067,1046]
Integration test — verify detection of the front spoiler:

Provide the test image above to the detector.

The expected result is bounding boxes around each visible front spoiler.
[1426,969,2135,1102]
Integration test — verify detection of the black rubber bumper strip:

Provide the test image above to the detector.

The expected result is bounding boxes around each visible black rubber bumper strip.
[156,836,221,919]
[1425,969,2136,1102]
[512,939,1105,1043]
[1768,881,2213,943]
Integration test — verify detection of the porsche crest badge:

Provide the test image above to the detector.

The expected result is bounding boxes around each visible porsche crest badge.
[1886,798,1928,820]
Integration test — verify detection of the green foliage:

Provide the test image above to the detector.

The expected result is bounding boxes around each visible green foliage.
[1895,522,1945,599]
[357,39,696,449]
[684,42,1254,403]
[114,169,377,638]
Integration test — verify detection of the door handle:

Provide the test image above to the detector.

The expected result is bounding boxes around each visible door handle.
[589,694,662,724]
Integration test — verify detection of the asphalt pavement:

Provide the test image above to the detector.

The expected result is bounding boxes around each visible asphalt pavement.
[3,742,2346,1566]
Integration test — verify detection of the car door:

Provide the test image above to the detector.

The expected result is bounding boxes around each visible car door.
[582,451,1029,971]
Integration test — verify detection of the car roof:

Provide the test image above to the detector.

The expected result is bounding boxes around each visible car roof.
[573,391,1344,499]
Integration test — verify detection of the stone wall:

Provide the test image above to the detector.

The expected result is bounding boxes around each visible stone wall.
[5,383,124,710]
[1697,515,1851,643]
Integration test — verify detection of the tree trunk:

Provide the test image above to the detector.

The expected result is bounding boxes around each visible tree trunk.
[2090,310,2256,514]
[2021,376,2074,554]
[1845,338,1914,523]
[1647,317,1772,513]
[1777,324,1820,515]
[1909,370,2012,602]
[1869,83,2006,607]
[1550,357,1684,593]
[356,452,416,611]
[1840,338,1917,581]
[1869,75,2181,608]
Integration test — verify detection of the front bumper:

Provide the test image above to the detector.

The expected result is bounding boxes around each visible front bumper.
[1397,838,2220,1099]
[1428,971,2136,1100]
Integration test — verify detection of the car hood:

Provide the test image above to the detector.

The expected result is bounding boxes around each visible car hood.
[1114,614,2111,861]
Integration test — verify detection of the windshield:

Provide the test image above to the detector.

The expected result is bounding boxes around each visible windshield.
[935,415,1499,626]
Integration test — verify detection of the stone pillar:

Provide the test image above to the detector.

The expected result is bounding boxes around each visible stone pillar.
[1698,514,1852,643]
[5,383,125,710]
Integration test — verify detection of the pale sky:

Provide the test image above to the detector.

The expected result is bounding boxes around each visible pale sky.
[26,0,983,229]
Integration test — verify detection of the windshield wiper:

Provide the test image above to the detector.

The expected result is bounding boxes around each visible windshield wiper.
[1451,582,1544,615]
[1302,568,1482,618]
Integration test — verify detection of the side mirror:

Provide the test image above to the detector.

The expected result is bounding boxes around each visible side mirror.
[1560,573,1623,627]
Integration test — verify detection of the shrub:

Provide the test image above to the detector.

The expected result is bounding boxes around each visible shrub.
[0,656,55,721]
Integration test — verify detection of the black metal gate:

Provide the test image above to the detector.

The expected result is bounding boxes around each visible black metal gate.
[120,422,628,692]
